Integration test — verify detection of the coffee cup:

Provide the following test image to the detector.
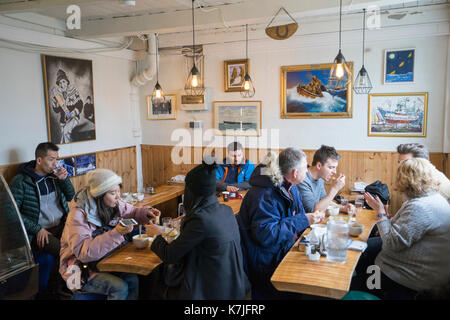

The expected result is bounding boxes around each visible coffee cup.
[348,222,364,237]
[222,191,229,202]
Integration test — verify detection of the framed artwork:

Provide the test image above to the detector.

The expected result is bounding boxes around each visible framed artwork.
[280,63,353,118]
[75,153,96,175]
[42,54,96,145]
[56,157,75,177]
[224,59,249,92]
[368,92,428,137]
[147,94,177,120]
[213,101,261,136]
[383,48,415,84]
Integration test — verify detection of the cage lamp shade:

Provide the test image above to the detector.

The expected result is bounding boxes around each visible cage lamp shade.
[240,73,255,98]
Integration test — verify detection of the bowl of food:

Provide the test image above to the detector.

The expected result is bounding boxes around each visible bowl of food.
[132,234,153,249]
[133,193,145,201]
[348,222,364,237]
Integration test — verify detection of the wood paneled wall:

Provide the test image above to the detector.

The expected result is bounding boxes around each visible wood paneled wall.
[141,144,448,214]
[0,146,137,193]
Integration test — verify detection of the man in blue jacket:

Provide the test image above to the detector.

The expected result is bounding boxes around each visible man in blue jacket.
[216,142,255,192]
[237,148,325,299]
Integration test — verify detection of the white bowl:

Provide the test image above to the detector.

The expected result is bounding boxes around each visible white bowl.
[132,234,153,249]
[310,224,327,237]
[348,222,364,237]
[326,206,340,216]
[133,193,144,201]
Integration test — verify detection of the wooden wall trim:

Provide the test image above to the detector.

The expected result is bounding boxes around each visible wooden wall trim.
[0,145,137,193]
[141,144,447,214]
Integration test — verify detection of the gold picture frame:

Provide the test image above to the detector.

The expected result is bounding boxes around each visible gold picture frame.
[147,94,177,120]
[280,63,353,118]
[368,92,428,137]
[213,100,262,136]
[224,59,249,92]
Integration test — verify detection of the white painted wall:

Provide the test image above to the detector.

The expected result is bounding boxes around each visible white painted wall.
[0,47,140,165]
[140,15,449,153]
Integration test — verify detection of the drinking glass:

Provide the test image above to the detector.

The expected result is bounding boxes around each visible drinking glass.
[355,197,364,213]
[326,219,350,263]
[340,196,348,210]
[348,205,356,223]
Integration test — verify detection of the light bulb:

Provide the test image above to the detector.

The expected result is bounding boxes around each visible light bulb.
[336,63,344,79]
[359,76,366,86]
[244,81,250,90]
[191,75,199,87]
[155,89,162,98]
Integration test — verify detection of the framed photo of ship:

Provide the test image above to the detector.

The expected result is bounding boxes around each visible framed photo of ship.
[383,48,415,84]
[213,101,261,136]
[280,63,353,118]
[224,59,249,92]
[368,93,428,137]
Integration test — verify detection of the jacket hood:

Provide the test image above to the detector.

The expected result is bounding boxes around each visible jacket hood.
[249,152,283,188]
[18,160,45,182]
[74,188,103,227]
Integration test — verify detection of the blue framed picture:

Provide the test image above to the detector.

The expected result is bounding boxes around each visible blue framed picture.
[56,157,75,177]
[384,48,415,84]
[75,153,96,175]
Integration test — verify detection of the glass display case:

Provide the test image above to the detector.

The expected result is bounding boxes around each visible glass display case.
[0,174,38,299]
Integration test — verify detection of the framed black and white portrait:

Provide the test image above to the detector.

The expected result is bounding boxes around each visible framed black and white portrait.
[42,55,96,145]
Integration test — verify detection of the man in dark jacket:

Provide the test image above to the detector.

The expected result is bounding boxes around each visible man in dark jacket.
[145,157,249,299]
[216,142,255,192]
[237,148,325,299]
[9,142,75,297]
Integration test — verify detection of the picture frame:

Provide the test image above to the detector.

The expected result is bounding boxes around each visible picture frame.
[42,54,96,145]
[75,153,96,175]
[213,101,261,136]
[147,94,177,120]
[224,59,249,92]
[56,157,76,177]
[383,48,415,84]
[368,92,428,137]
[280,63,353,118]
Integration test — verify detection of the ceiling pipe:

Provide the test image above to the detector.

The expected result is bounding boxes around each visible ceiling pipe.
[131,33,157,87]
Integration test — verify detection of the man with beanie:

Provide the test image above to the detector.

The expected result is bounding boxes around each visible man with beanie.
[9,142,75,298]
[145,156,249,299]
[237,148,325,299]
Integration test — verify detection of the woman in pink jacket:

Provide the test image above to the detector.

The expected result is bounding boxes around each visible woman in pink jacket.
[59,169,160,299]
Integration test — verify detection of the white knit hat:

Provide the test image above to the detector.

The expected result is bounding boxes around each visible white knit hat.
[87,168,122,198]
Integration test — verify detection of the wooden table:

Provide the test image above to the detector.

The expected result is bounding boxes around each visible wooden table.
[218,191,246,215]
[97,243,162,276]
[135,184,185,208]
[270,209,378,299]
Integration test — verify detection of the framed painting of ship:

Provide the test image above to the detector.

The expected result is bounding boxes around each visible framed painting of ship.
[280,63,353,118]
[383,48,415,84]
[368,92,428,137]
[213,101,261,136]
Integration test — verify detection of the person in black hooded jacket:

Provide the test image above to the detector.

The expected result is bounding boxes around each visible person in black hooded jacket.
[145,157,249,300]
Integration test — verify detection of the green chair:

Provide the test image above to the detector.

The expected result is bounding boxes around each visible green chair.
[342,290,380,300]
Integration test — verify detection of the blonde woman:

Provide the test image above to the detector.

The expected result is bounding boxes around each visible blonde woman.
[353,158,450,299]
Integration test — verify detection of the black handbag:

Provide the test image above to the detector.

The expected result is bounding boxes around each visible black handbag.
[365,180,390,205]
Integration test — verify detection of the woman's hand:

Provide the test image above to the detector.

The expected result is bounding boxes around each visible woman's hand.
[306,210,325,225]
[364,192,385,214]
[145,221,162,238]
[114,221,134,235]
[147,207,161,221]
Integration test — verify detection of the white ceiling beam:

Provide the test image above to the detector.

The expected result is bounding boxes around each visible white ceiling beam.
[0,0,107,14]
[67,0,418,39]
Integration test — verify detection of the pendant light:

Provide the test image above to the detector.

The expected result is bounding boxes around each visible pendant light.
[241,24,255,98]
[328,0,351,90]
[185,0,204,96]
[353,9,373,94]
[151,33,165,105]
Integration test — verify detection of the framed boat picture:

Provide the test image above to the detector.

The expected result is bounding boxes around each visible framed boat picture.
[280,63,353,118]
[368,93,428,137]
[213,101,261,136]
[383,48,415,84]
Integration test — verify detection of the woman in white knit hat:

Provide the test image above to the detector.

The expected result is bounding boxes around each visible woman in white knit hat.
[59,168,160,299]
